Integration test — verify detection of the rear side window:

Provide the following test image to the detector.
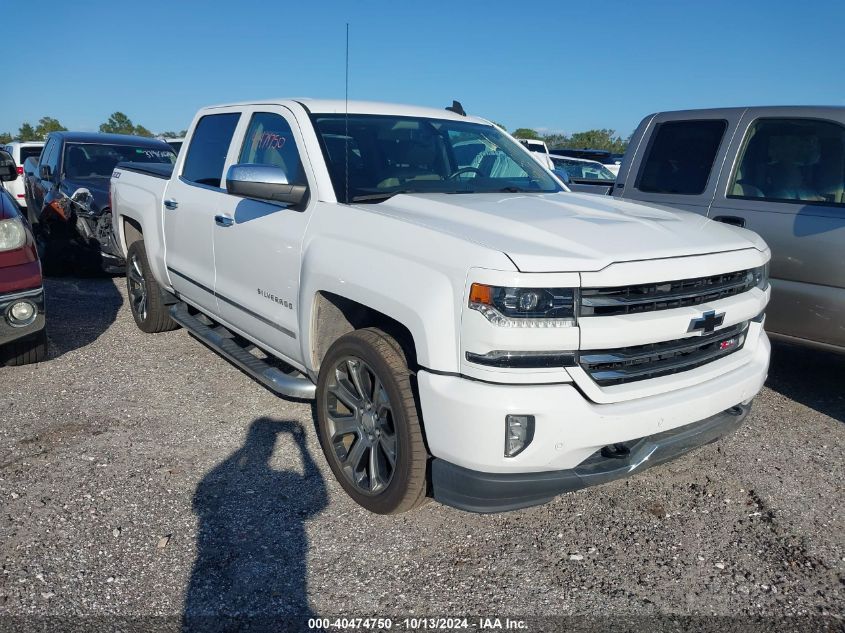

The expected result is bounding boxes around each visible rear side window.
[239,112,305,185]
[728,118,845,206]
[636,120,727,195]
[182,113,240,188]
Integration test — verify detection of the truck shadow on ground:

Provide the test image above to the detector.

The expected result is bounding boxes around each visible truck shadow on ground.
[43,276,123,359]
[766,341,844,423]
[182,417,328,632]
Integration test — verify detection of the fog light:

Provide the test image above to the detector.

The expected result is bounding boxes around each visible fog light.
[505,414,535,458]
[8,301,36,326]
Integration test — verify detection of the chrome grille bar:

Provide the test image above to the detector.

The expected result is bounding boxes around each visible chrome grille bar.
[580,270,754,316]
[579,322,749,386]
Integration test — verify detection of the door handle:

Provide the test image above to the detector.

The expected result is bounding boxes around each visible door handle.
[713,215,746,228]
[215,215,234,227]
[164,198,179,210]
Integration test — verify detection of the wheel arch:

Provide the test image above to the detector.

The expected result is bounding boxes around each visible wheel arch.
[309,291,419,373]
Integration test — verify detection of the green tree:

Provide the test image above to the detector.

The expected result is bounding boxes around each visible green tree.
[134,125,154,138]
[0,132,12,144]
[159,129,188,138]
[100,111,137,135]
[35,117,67,139]
[558,129,627,153]
[16,122,38,141]
[512,127,541,140]
[542,133,569,149]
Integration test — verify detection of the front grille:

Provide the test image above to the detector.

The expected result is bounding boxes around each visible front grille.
[579,322,748,386]
[580,269,755,317]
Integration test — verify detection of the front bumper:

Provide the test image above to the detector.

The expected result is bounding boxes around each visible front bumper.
[0,287,46,346]
[418,332,770,511]
[432,403,750,512]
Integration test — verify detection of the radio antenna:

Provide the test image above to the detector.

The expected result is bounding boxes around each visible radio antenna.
[344,22,350,204]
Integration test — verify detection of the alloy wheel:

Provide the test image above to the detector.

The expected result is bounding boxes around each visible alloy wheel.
[324,356,398,495]
[127,253,148,322]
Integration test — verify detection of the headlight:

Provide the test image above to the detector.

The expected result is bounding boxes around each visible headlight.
[751,262,769,290]
[0,218,26,252]
[469,283,576,327]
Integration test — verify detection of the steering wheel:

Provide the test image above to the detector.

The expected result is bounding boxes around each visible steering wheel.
[447,166,483,180]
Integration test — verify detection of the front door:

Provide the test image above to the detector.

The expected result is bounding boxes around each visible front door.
[212,106,314,365]
[710,111,845,348]
[163,111,241,315]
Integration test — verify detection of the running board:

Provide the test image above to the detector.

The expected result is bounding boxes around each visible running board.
[170,303,316,400]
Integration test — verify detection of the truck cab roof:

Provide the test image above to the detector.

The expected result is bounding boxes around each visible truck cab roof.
[201,98,491,125]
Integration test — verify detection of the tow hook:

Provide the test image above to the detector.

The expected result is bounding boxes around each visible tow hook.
[601,442,631,459]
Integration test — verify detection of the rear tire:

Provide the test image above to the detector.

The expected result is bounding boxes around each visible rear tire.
[316,328,429,514]
[2,329,48,366]
[126,240,178,333]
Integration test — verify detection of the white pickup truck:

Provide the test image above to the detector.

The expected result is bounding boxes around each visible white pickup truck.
[110,99,771,514]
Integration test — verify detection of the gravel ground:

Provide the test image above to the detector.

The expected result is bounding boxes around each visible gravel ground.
[0,276,842,630]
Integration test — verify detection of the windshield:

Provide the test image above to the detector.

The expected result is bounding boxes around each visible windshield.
[63,143,176,178]
[551,157,616,181]
[312,115,562,202]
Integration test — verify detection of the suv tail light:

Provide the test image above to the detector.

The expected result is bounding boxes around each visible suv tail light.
[16,166,23,175]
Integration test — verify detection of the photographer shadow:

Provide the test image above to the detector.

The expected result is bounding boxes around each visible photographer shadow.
[183,417,328,632]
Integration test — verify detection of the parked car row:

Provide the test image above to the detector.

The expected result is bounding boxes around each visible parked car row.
[22,132,176,273]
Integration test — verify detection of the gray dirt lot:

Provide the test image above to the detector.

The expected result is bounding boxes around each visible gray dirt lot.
[0,276,842,628]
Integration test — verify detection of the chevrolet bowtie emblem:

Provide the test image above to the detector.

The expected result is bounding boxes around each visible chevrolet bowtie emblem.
[688,310,725,334]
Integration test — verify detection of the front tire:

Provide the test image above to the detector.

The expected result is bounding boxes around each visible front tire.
[126,240,178,333]
[316,328,428,514]
[2,329,48,366]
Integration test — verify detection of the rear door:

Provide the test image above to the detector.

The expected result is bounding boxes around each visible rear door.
[163,110,241,315]
[709,108,845,348]
[212,105,315,363]
[616,110,744,215]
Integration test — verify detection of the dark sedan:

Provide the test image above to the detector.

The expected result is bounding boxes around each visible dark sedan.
[25,132,175,273]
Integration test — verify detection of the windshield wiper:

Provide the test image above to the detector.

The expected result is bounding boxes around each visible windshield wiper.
[496,186,537,193]
[351,190,413,203]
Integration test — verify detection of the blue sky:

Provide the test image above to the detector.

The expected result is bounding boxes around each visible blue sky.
[5,0,844,138]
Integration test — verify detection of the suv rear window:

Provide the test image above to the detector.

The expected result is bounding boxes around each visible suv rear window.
[182,113,240,188]
[19,146,43,164]
[636,120,727,195]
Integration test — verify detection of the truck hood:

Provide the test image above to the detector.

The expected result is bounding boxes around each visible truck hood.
[359,192,766,272]
[60,177,111,213]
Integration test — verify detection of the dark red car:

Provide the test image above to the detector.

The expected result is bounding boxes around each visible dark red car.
[0,149,47,365]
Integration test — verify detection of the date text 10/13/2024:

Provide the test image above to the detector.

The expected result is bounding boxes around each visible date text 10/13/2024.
[307,617,528,630]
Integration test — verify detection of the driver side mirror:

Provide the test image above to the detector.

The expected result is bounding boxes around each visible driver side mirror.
[226,164,308,207]
[0,150,17,182]
[39,164,53,180]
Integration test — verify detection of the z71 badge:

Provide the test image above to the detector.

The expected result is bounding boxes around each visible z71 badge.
[257,288,293,309]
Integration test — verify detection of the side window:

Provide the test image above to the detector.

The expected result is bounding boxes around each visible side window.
[636,120,727,195]
[182,113,240,188]
[729,118,845,206]
[43,138,60,174]
[239,112,306,185]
